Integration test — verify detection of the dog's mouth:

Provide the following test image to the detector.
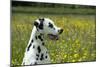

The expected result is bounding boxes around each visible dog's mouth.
[48,34,59,40]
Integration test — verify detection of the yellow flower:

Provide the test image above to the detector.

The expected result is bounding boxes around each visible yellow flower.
[72,60,76,62]
[51,59,54,62]
[75,39,79,44]
[84,52,88,56]
[82,56,86,59]
[66,28,69,32]
[74,54,79,58]
[64,55,67,58]
[78,58,82,62]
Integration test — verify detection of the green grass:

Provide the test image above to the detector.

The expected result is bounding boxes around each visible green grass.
[12,6,96,15]
[11,13,96,65]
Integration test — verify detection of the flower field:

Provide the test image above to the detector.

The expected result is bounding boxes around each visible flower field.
[11,13,96,65]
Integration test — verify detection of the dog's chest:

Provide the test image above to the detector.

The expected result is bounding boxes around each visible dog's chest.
[24,41,50,64]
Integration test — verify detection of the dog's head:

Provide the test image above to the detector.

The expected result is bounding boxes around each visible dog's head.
[34,18,63,40]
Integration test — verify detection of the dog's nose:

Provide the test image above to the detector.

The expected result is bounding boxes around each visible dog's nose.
[58,28,63,34]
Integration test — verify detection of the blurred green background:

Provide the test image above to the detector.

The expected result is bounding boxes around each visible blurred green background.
[11,1,96,66]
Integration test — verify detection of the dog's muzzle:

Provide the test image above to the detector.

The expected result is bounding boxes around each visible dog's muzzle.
[58,28,63,34]
[48,34,59,40]
[48,28,63,40]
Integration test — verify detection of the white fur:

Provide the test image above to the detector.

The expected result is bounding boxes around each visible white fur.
[22,27,50,65]
[22,18,62,65]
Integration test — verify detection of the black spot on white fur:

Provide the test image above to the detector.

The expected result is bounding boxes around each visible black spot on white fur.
[31,39,34,43]
[34,62,37,65]
[36,54,39,57]
[34,21,39,28]
[45,55,47,59]
[36,54,39,61]
[38,35,43,41]
[27,43,32,51]
[37,46,41,53]
[40,53,44,61]
[33,45,35,48]
[48,22,53,28]
[35,36,37,39]
[36,58,38,60]
[38,18,44,29]
[42,42,44,46]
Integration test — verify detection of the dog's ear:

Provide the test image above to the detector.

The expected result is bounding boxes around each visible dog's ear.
[39,18,44,22]
[34,21,39,27]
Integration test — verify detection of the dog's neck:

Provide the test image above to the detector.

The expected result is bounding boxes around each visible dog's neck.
[29,26,44,43]
[26,26,45,52]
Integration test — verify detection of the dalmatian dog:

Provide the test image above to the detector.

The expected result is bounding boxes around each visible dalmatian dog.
[22,18,63,65]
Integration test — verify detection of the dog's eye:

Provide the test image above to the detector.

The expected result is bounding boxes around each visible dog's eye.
[48,23,53,28]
